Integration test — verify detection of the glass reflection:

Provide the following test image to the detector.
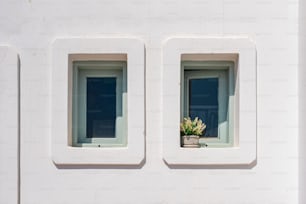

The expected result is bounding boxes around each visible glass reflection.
[189,78,218,137]
[86,77,116,138]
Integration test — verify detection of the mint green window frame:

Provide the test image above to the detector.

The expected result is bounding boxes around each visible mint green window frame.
[181,61,235,147]
[72,61,127,147]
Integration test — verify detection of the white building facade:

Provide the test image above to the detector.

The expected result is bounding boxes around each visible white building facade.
[0,0,302,203]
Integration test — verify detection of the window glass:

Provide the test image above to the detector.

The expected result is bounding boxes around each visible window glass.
[86,77,116,138]
[189,78,218,137]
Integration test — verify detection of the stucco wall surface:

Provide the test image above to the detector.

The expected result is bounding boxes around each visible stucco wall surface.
[0,46,19,204]
[0,0,298,203]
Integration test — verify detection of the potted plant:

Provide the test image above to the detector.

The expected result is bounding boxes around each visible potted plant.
[180,117,207,148]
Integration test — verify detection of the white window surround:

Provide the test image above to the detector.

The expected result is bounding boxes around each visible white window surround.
[51,38,145,165]
[162,37,257,165]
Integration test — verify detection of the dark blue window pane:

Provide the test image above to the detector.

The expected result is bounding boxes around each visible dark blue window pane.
[189,78,218,137]
[86,77,116,138]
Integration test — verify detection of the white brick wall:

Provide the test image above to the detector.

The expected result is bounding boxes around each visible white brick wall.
[0,0,299,203]
[299,0,306,203]
[0,46,19,204]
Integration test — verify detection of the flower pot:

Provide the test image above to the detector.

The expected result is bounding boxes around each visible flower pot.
[181,135,200,148]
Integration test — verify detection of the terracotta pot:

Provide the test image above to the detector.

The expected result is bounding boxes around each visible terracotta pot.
[181,135,200,148]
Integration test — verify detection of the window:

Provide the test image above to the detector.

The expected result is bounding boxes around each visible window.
[162,37,257,165]
[51,38,145,165]
[181,61,235,147]
[72,61,127,147]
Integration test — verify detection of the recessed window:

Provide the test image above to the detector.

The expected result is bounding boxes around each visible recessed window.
[181,61,235,147]
[51,38,145,165]
[162,38,256,165]
[72,61,127,147]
